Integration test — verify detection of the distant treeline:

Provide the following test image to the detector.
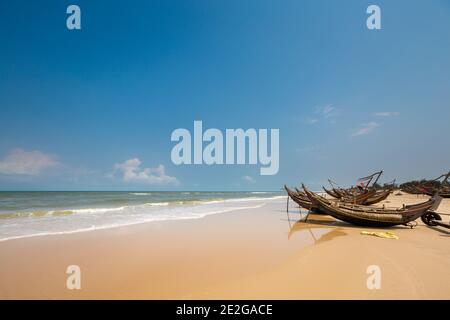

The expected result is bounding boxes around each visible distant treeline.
[398,180,443,189]
[370,180,444,190]
[372,182,398,189]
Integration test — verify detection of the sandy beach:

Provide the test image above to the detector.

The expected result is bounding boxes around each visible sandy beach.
[0,192,449,299]
[2,0,450,304]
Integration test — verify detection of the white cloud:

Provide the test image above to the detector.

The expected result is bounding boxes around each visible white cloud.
[296,145,318,153]
[114,158,179,186]
[321,104,335,118]
[243,175,255,183]
[306,117,318,124]
[307,104,338,124]
[351,122,379,136]
[373,111,400,117]
[0,148,58,175]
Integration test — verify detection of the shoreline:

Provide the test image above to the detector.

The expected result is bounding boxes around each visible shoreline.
[0,192,449,299]
[0,194,285,243]
[0,202,267,243]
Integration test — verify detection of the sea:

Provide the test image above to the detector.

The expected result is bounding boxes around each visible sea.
[0,191,284,242]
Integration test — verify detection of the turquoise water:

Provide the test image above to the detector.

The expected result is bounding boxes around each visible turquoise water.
[0,191,283,241]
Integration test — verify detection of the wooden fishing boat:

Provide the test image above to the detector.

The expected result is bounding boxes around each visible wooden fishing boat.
[406,185,434,196]
[332,187,348,198]
[327,171,384,195]
[326,179,349,198]
[344,188,377,204]
[302,185,437,228]
[402,185,422,195]
[416,186,450,198]
[356,170,383,188]
[438,191,450,198]
[303,189,396,213]
[286,183,389,215]
[325,187,377,204]
[322,186,340,198]
[284,185,317,211]
[412,183,439,196]
[402,171,450,197]
[363,189,392,205]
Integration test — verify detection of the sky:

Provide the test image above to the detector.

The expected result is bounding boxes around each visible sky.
[0,0,449,191]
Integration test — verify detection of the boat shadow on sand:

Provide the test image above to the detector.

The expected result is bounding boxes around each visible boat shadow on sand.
[279,207,449,242]
[425,225,450,236]
[287,218,348,243]
[284,213,444,248]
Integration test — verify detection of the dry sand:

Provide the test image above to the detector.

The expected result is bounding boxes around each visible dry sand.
[0,192,449,299]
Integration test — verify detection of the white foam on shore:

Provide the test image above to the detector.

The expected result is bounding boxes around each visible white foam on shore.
[0,196,283,243]
[1,196,284,219]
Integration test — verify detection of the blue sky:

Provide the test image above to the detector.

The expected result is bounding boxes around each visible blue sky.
[0,0,449,191]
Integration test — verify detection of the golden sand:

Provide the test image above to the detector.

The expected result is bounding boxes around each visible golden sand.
[0,192,449,299]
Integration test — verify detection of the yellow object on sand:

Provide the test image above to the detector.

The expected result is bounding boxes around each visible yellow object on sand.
[360,231,399,240]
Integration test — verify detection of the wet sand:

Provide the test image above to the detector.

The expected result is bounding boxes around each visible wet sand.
[0,192,449,299]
